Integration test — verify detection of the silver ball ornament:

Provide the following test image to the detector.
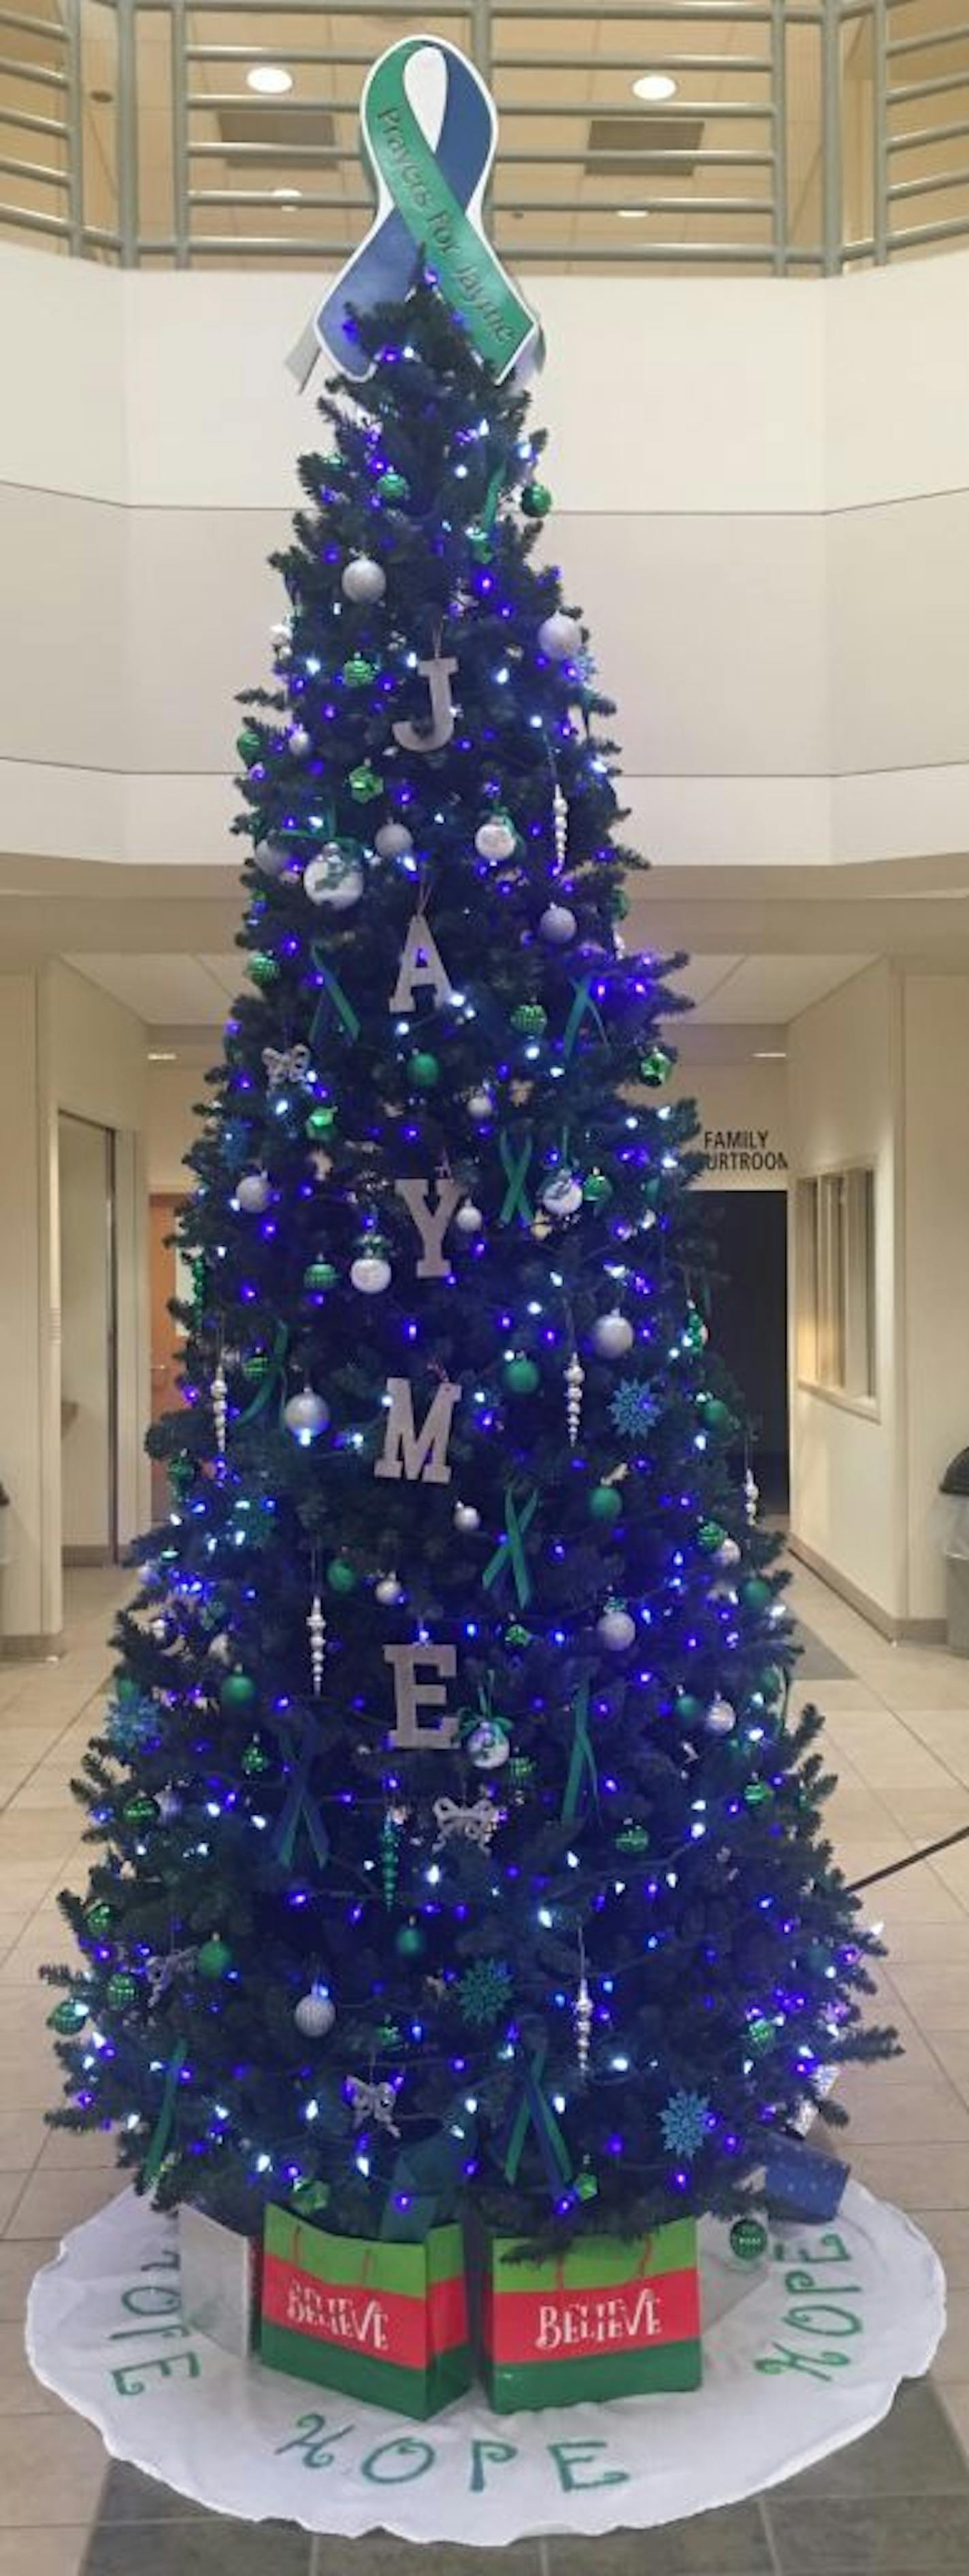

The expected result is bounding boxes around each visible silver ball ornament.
[376,1573,404,1606]
[597,1605,636,1652]
[454,1501,480,1534]
[591,1310,635,1359]
[303,846,363,910]
[253,839,290,880]
[289,726,312,758]
[208,1630,233,1665]
[542,1170,583,1220]
[455,1201,483,1235]
[269,620,291,647]
[374,820,413,860]
[705,1696,738,1736]
[538,611,582,662]
[716,1537,742,1569]
[350,1252,392,1296]
[475,818,516,863]
[342,554,386,604]
[236,1171,272,1214]
[294,1986,336,2039]
[283,1386,330,1441]
[467,1722,510,1771]
[539,902,577,946]
[467,1088,494,1124]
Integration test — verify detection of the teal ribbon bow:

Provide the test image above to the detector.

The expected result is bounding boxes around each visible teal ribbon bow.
[290,37,541,388]
[482,1483,539,1610]
[310,947,361,1046]
[497,1128,534,1227]
[274,1714,330,1872]
[142,2037,188,2190]
[235,1322,290,1424]
[561,1677,600,1824]
[561,975,609,1062]
[502,2041,572,2195]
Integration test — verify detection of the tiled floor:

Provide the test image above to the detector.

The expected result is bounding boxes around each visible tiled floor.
[4,1565,969,2571]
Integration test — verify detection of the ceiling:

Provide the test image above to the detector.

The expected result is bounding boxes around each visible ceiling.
[64,942,873,1050]
[1,1,968,271]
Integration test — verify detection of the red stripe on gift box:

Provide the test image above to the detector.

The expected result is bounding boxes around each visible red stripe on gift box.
[483,2264,700,2366]
[261,2253,467,2369]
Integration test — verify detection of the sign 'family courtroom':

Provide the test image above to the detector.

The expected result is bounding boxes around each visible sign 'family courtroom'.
[703,1128,788,1177]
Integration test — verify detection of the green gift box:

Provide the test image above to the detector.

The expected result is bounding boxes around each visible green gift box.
[481,2220,702,2411]
[260,2206,473,2420]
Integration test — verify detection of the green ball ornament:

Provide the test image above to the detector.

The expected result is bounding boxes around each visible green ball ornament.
[575,2167,600,2202]
[744,1780,774,1809]
[240,1353,269,1384]
[699,1396,734,1435]
[85,1900,114,1938]
[674,1693,704,1724]
[197,1935,232,1980]
[408,1050,440,1091]
[521,481,551,518]
[742,1576,774,1612]
[467,522,492,561]
[730,2215,768,2263]
[303,1258,337,1292]
[348,763,383,803]
[748,2016,776,2053]
[640,1046,673,1088]
[395,1921,427,1961]
[327,1556,358,1596]
[304,1105,336,1143]
[291,2179,330,2218]
[246,951,278,989]
[589,1483,623,1523]
[241,1739,271,1777]
[377,468,409,502]
[505,1623,531,1649]
[582,1169,614,1207]
[507,1755,535,1793]
[122,1792,157,1827]
[511,1002,547,1036]
[342,654,376,689]
[107,1971,138,2008]
[698,1520,728,1555]
[616,1822,651,1854]
[220,1670,257,1715]
[48,1996,88,2035]
[608,886,630,920]
[236,724,261,765]
[504,1355,540,1396]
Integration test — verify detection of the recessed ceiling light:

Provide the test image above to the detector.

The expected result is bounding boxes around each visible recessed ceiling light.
[633,71,678,102]
[617,207,650,220]
[272,185,303,202]
[246,63,293,95]
[147,1050,178,1063]
[753,1050,787,1060]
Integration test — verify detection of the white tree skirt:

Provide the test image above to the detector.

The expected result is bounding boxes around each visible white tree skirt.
[27,2181,944,2545]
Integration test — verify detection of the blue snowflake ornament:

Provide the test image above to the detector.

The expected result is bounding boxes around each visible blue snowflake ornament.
[610,1378,659,1440]
[459,1958,513,2027]
[105,1684,159,1758]
[659,2088,710,2160]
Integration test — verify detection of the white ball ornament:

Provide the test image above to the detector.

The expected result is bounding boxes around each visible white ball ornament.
[542,1170,583,1220]
[350,1252,393,1295]
[236,1171,272,1214]
[597,1605,636,1653]
[715,1537,742,1570]
[375,1573,404,1606]
[467,1088,494,1124]
[705,1696,737,1736]
[374,821,413,860]
[342,554,386,605]
[289,725,312,758]
[294,1986,336,2039]
[538,611,582,662]
[475,817,516,863]
[467,1722,510,1771]
[283,1386,330,1441]
[454,1501,480,1534]
[208,1631,233,1665]
[455,1200,483,1235]
[303,845,364,910]
[269,620,291,647]
[539,903,577,946]
[591,1310,635,1359]
[253,839,290,880]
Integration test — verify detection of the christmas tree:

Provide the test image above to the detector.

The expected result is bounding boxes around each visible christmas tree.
[45,281,895,2250]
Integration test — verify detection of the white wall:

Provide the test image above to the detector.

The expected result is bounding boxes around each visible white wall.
[665,1060,789,1191]
[146,1061,210,1193]
[2,244,969,876]
[59,1116,112,1556]
[787,964,904,1627]
[902,977,969,1620]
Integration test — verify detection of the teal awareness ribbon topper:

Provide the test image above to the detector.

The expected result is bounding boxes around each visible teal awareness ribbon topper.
[289,37,542,390]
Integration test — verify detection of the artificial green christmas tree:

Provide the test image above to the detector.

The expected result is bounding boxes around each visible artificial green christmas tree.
[44,243,895,2268]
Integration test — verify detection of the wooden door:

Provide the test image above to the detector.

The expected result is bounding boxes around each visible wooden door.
[149,1194,186,1522]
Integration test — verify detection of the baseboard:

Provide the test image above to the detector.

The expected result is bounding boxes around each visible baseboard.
[63,1546,113,1568]
[788,1534,947,1645]
[1,1630,66,1662]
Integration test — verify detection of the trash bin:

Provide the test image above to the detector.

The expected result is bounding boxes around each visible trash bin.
[940,1451,969,1655]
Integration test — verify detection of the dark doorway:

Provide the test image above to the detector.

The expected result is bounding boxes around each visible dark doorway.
[704,1190,789,1516]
